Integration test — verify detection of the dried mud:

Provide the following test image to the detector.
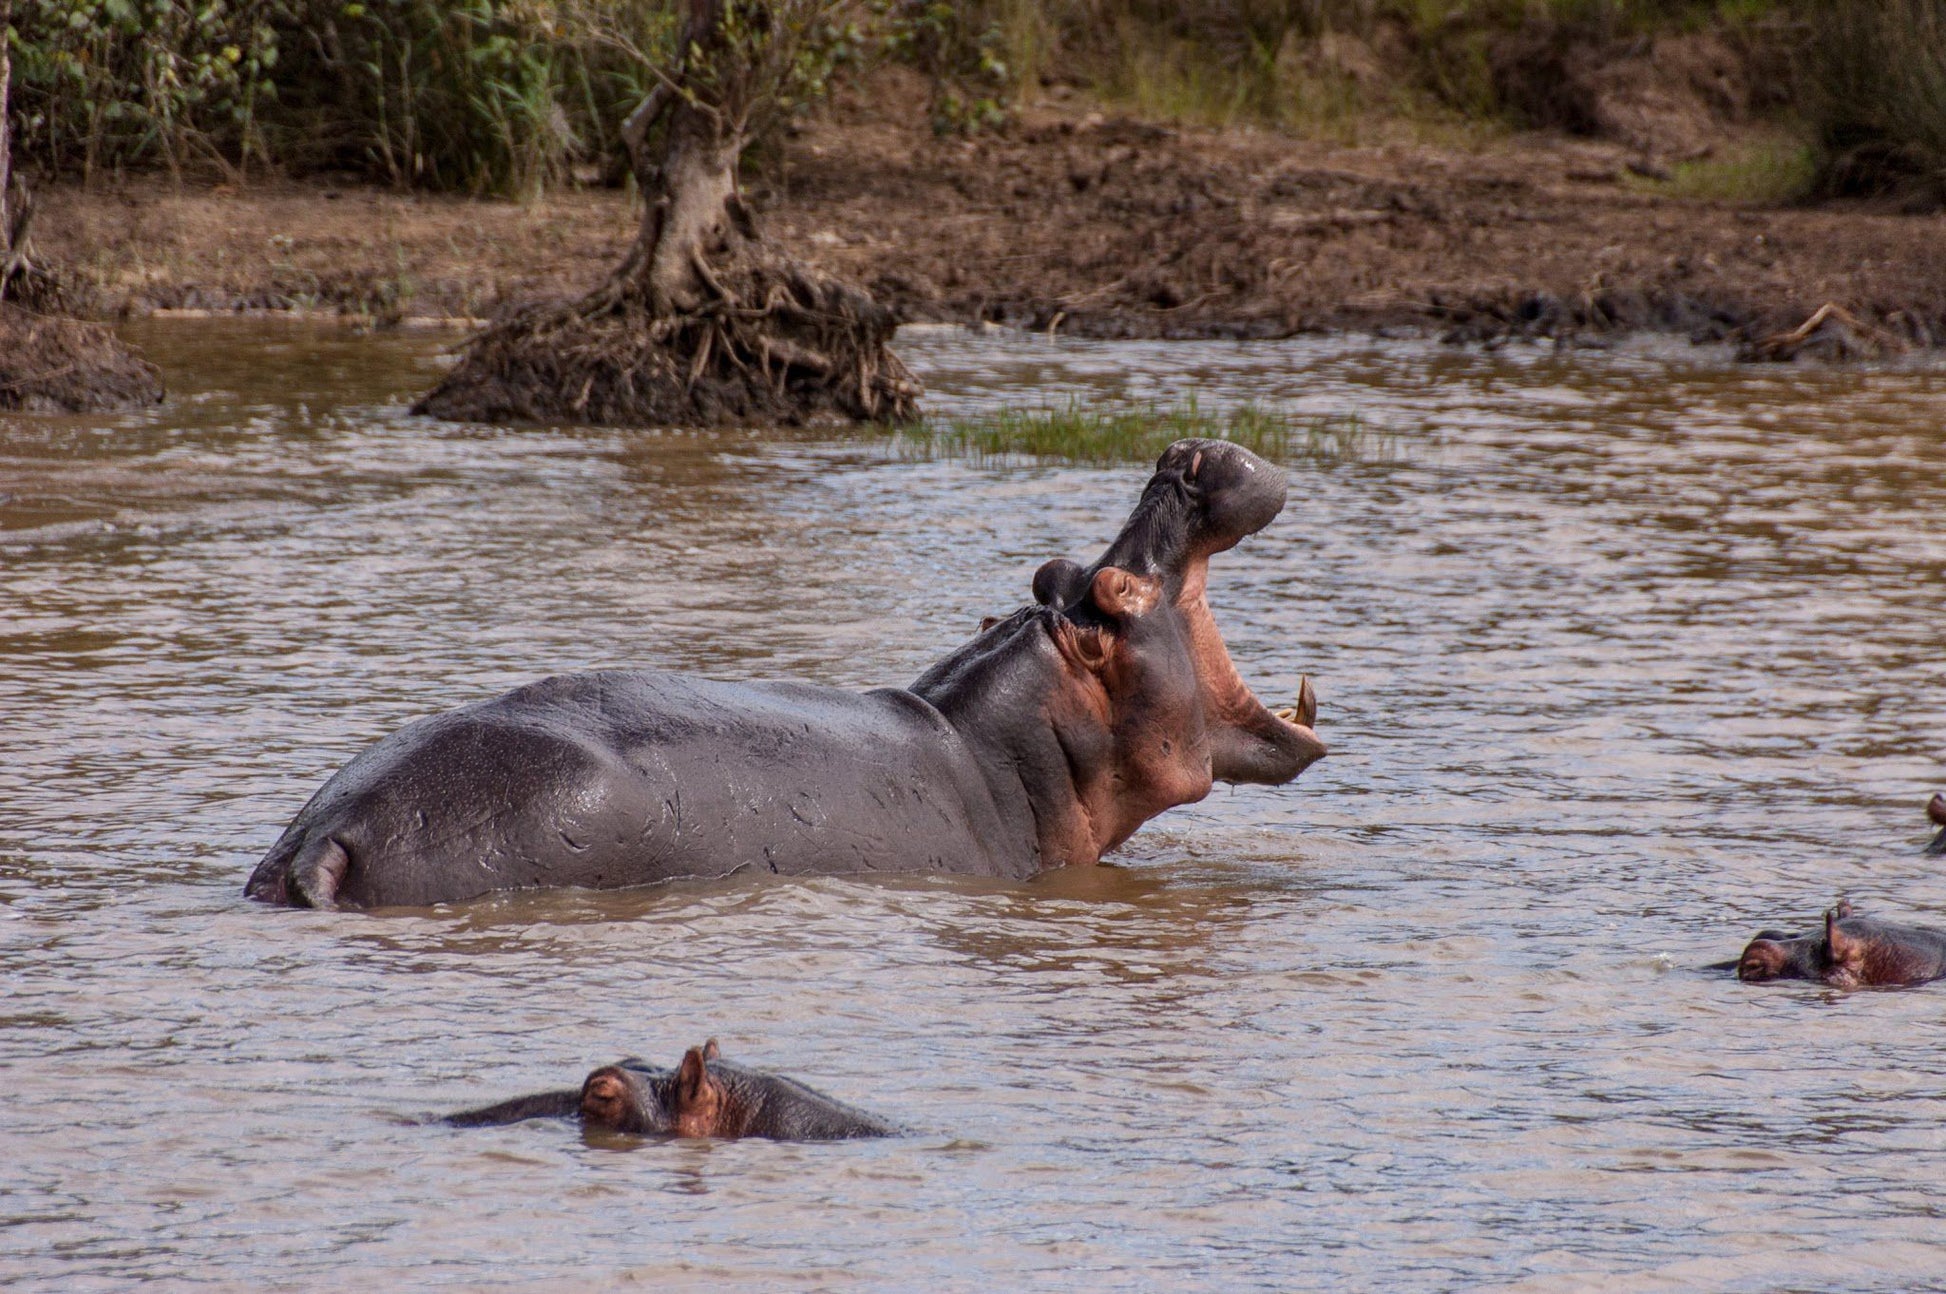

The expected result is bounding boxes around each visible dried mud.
[0,304,164,412]
[35,79,1946,355]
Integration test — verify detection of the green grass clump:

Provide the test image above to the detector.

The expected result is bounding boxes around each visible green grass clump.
[1642,135,1818,202]
[884,398,1396,465]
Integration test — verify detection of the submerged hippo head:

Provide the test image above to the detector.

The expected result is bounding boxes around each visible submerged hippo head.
[1737,900,1946,989]
[918,439,1326,866]
[577,1040,896,1140]
[447,1039,896,1139]
[579,1042,720,1136]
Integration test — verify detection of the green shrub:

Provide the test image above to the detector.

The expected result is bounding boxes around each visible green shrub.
[2,0,1817,189]
[261,0,624,196]
[1797,0,1946,204]
[12,0,284,182]
[877,0,1023,132]
[9,0,668,193]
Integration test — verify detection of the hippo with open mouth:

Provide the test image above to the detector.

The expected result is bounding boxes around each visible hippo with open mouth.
[245,439,1326,909]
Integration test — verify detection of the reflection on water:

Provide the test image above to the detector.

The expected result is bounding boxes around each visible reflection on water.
[2,321,1944,1289]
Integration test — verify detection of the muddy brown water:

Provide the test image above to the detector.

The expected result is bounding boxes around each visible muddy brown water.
[2,321,1944,1290]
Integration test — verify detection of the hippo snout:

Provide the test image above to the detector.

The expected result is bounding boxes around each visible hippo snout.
[1160,438,1289,554]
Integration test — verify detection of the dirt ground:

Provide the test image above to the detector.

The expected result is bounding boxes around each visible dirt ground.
[36,70,1946,356]
[0,302,164,412]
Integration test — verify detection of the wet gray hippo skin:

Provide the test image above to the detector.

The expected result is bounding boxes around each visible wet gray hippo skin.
[246,439,1326,909]
[1736,900,1946,989]
[1928,792,1946,856]
[444,1041,896,1140]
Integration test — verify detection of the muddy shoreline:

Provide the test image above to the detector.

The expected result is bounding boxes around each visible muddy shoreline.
[39,89,1946,358]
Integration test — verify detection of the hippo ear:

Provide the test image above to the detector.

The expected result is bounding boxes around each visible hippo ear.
[676,1046,711,1105]
[1833,898,1854,920]
[1033,558,1087,608]
[702,1037,721,1062]
[1825,908,1864,969]
[1088,567,1161,620]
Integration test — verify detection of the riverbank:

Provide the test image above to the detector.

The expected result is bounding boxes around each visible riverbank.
[39,76,1946,357]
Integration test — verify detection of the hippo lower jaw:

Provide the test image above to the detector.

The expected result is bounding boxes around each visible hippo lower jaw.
[1174,568,1326,786]
[1211,683,1325,785]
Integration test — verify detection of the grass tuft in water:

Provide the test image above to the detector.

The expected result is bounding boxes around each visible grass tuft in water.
[884,398,1396,465]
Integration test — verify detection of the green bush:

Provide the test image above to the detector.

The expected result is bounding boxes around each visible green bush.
[10,1,868,192]
[9,0,669,193]
[260,0,646,196]
[1,0,1820,190]
[1798,0,1946,204]
[877,0,1022,132]
[12,0,284,181]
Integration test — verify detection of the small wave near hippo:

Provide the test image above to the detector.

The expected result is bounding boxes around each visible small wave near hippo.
[247,439,1326,909]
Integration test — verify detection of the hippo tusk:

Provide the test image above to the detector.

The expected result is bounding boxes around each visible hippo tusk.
[1271,677,1317,727]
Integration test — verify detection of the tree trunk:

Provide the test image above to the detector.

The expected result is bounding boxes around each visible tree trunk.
[1,0,15,277]
[415,0,920,428]
[0,0,55,309]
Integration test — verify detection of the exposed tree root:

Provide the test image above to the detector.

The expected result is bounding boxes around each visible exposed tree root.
[0,302,163,412]
[414,249,920,427]
[1737,302,1910,363]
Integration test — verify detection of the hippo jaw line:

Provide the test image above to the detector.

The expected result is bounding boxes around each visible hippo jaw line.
[1176,561,1326,786]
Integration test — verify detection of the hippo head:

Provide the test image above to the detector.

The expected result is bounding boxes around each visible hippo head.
[1738,901,1863,986]
[1053,438,1325,784]
[579,1040,723,1136]
[918,439,1326,865]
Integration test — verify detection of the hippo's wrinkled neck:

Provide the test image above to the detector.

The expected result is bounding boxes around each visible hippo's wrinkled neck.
[1090,470,1199,599]
[909,608,1101,869]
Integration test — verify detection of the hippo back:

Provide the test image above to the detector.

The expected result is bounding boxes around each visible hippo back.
[248,668,1029,908]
